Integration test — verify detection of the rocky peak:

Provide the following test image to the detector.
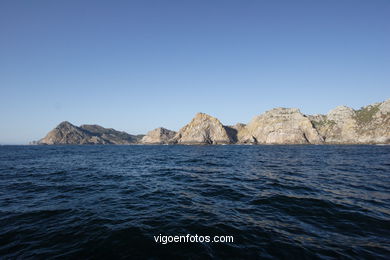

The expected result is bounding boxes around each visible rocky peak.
[141,127,176,144]
[171,112,233,144]
[38,121,106,145]
[245,107,323,144]
[267,107,301,115]
[56,121,78,130]
[193,112,217,121]
[327,106,355,122]
[378,98,390,114]
[309,99,390,144]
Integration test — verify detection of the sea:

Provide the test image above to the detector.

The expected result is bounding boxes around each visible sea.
[0,145,389,259]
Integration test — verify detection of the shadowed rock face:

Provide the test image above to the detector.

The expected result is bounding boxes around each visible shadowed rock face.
[238,108,323,144]
[171,113,233,144]
[141,127,176,144]
[80,124,143,144]
[228,123,256,144]
[38,122,142,145]
[310,99,390,144]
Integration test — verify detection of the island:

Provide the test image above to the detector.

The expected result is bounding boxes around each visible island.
[33,98,390,145]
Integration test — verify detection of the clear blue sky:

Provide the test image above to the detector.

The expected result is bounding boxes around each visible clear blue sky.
[1,0,389,144]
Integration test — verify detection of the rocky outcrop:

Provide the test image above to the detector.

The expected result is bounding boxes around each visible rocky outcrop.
[238,108,323,144]
[310,99,390,144]
[233,99,390,145]
[141,127,176,144]
[171,113,233,144]
[37,121,142,145]
[310,106,357,143]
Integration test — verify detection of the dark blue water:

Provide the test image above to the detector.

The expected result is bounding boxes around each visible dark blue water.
[0,145,389,259]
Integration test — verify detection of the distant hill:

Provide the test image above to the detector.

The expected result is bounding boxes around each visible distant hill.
[35,121,143,145]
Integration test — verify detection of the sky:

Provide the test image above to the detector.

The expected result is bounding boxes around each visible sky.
[0,0,389,144]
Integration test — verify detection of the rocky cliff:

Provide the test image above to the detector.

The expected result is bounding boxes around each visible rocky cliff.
[141,127,176,144]
[37,121,142,145]
[310,99,390,144]
[170,113,233,144]
[237,108,323,144]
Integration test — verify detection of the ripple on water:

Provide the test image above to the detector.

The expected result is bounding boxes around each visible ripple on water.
[0,145,389,259]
